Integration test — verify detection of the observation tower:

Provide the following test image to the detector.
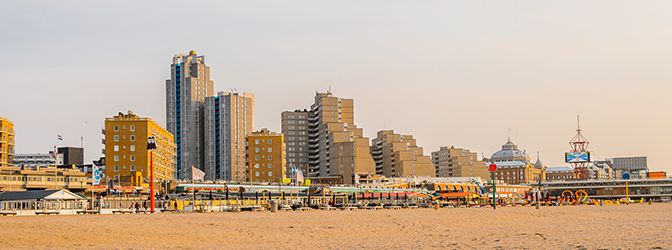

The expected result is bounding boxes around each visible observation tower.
[566,116,592,179]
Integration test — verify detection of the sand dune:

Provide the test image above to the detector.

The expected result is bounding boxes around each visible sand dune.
[0,203,670,249]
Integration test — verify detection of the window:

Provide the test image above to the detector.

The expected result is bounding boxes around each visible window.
[114,155,119,161]
[255,156,259,161]
[130,125,135,131]
[255,139,259,145]
[268,139,272,144]
[130,135,135,141]
[130,155,135,161]
[114,165,119,171]
[255,172,259,177]
[268,155,272,160]
[114,125,119,132]
[114,145,119,152]
[268,163,272,168]
[268,172,273,177]
[114,135,119,142]
[130,145,135,151]
[130,165,135,171]
[255,148,259,153]
[268,148,272,153]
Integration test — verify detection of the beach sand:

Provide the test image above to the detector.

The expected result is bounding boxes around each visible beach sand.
[0,203,670,249]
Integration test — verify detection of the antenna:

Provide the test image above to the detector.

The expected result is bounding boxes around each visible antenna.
[577,115,581,132]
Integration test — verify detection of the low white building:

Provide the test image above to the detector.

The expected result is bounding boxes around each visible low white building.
[13,152,63,168]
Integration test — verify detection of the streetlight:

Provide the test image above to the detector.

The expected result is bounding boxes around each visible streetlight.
[146,136,157,213]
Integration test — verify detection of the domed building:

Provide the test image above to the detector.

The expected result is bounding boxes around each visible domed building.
[488,138,545,185]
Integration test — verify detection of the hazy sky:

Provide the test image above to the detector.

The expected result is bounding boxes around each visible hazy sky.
[2,1,671,173]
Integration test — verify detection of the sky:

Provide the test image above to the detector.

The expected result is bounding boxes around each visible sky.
[1,1,671,173]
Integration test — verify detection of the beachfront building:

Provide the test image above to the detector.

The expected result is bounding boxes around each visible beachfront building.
[0,117,15,167]
[612,156,648,179]
[13,153,63,169]
[0,165,87,192]
[245,129,285,183]
[285,91,376,184]
[371,130,435,178]
[57,147,84,165]
[104,111,176,187]
[280,110,310,173]
[204,91,255,182]
[431,146,489,180]
[487,138,545,185]
[165,50,214,180]
[545,166,574,181]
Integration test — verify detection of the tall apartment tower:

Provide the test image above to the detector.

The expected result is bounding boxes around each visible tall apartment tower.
[0,117,15,167]
[165,51,214,180]
[431,146,489,179]
[280,110,310,173]
[204,91,254,182]
[284,91,375,184]
[370,130,436,178]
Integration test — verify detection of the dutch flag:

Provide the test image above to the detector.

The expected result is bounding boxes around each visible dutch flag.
[57,135,63,141]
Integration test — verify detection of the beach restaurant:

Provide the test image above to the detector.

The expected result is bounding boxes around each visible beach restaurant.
[0,189,89,215]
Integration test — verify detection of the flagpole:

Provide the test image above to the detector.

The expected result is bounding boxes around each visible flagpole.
[192,165,195,212]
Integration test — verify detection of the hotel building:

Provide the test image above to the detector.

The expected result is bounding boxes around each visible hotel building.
[0,117,15,167]
[245,129,285,183]
[487,138,545,185]
[165,51,214,179]
[104,111,176,186]
[370,130,435,178]
[204,91,255,182]
[431,146,489,180]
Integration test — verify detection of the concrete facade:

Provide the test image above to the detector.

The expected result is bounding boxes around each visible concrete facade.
[371,130,436,178]
[165,51,214,180]
[204,91,254,182]
[280,110,309,173]
[431,146,489,180]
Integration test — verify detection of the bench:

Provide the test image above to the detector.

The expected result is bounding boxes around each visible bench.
[35,211,60,215]
[76,210,100,215]
[319,206,338,211]
[341,207,358,211]
[387,206,402,210]
[0,212,17,216]
[112,210,134,214]
[405,206,418,209]
[160,209,179,213]
[296,207,313,211]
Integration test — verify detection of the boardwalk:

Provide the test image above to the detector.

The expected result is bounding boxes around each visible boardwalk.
[0,203,670,249]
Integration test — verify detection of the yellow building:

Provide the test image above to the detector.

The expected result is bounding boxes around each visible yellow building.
[245,129,285,183]
[104,111,176,187]
[0,117,15,167]
[431,146,490,180]
[0,165,87,192]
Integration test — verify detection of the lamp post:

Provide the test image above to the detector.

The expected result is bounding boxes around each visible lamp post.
[146,136,157,213]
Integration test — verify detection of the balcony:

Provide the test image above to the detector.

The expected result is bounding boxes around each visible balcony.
[101,128,106,135]
[101,138,106,144]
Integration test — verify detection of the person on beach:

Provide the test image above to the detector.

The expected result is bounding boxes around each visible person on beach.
[129,202,134,210]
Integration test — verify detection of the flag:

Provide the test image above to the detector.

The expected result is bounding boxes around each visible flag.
[92,164,101,185]
[192,166,205,181]
[354,173,360,184]
[58,135,63,141]
[296,169,304,185]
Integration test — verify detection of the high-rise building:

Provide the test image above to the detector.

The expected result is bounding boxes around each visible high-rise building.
[431,146,488,179]
[165,50,214,180]
[104,111,176,186]
[245,129,285,183]
[370,130,436,178]
[57,147,84,166]
[204,91,254,182]
[280,110,310,173]
[0,117,15,167]
[284,91,375,184]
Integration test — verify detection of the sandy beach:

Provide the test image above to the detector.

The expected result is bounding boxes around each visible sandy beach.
[0,203,670,249]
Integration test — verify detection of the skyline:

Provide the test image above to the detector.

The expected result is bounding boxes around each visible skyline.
[1,1,670,173]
